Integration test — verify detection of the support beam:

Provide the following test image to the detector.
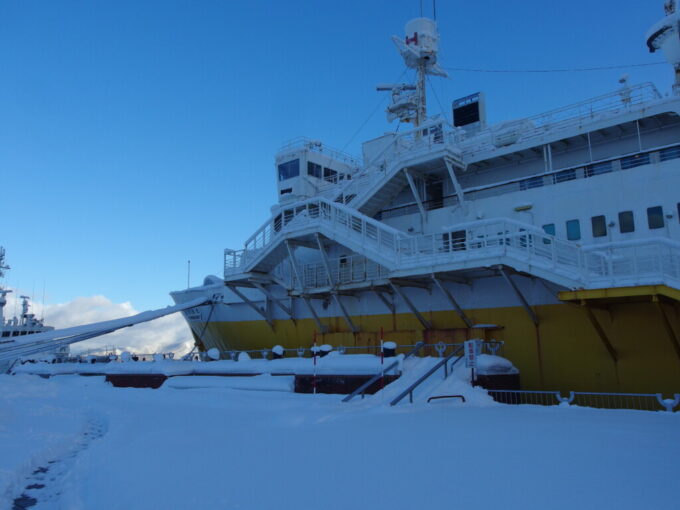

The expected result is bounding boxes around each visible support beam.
[303,296,329,334]
[315,233,335,288]
[444,157,466,208]
[390,277,431,290]
[226,285,274,329]
[655,298,680,361]
[497,266,539,326]
[390,282,431,330]
[333,293,358,333]
[403,168,427,222]
[431,276,474,328]
[582,303,618,363]
[374,289,395,314]
[285,240,304,291]
[251,282,295,321]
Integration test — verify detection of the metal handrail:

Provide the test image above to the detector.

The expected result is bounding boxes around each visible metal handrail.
[342,341,425,403]
[389,345,464,406]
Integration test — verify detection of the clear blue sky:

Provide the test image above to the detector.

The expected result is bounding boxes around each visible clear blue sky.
[0,0,672,311]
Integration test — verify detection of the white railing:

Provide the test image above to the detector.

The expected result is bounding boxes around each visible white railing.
[224,198,409,276]
[297,255,390,289]
[458,82,663,157]
[226,208,680,291]
[276,136,362,167]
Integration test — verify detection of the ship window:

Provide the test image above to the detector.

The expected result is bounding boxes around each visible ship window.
[520,175,544,190]
[11,331,19,336]
[277,159,300,181]
[647,206,664,229]
[585,161,612,177]
[324,167,338,182]
[621,153,650,170]
[20,331,27,336]
[1,331,9,337]
[542,223,555,244]
[619,211,635,233]
[566,220,581,241]
[280,188,292,195]
[591,215,607,238]
[660,146,680,162]
[553,169,576,184]
[307,162,322,179]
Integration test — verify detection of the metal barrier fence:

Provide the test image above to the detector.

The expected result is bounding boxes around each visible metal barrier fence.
[198,341,503,361]
[488,389,680,412]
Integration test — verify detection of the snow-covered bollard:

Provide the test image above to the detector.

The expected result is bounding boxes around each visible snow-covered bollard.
[207,348,220,361]
[153,353,164,362]
[238,351,251,362]
[120,351,132,363]
[319,344,332,358]
[272,345,285,359]
[382,341,397,358]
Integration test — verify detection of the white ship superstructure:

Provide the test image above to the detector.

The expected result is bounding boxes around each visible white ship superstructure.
[0,247,64,371]
[172,2,680,393]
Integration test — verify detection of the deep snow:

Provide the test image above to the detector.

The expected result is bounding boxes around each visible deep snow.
[0,369,678,510]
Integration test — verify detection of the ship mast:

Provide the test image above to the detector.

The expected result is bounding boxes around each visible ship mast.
[378,17,448,129]
[0,247,11,326]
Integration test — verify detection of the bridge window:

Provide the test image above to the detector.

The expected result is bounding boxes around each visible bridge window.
[621,153,650,170]
[566,219,581,241]
[307,162,322,179]
[280,188,292,195]
[647,206,664,229]
[591,215,607,238]
[278,159,300,181]
[324,167,338,182]
[619,211,635,233]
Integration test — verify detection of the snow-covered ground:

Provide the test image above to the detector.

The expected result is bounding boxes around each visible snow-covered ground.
[0,368,678,510]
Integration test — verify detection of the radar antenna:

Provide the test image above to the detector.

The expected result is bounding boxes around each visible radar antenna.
[0,247,9,279]
[378,18,448,127]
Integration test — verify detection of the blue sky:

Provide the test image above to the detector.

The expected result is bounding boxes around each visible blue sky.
[0,0,673,311]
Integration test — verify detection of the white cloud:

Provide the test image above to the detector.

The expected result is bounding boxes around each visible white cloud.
[1,290,195,356]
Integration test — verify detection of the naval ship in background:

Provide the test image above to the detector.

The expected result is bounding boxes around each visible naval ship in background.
[172,1,680,393]
[0,247,66,371]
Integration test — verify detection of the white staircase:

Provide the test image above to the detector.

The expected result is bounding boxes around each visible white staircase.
[224,200,680,292]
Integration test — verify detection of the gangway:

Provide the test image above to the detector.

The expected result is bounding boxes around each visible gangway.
[389,344,464,405]
[0,295,212,368]
[341,341,425,402]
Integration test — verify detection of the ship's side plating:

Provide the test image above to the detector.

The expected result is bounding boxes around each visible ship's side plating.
[172,3,680,394]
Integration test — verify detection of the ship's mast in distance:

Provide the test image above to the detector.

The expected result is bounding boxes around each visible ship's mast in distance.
[647,0,680,93]
[0,248,11,326]
[378,17,448,127]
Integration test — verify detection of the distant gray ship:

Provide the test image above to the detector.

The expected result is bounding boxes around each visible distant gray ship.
[0,247,66,371]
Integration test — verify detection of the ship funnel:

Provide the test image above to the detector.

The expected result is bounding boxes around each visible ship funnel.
[647,0,680,93]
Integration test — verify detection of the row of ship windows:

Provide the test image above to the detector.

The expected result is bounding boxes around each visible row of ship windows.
[277,159,351,183]
[519,145,680,190]
[541,204,679,241]
[1,330,39,337]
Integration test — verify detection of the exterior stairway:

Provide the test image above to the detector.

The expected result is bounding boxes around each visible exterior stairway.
[224,198,680,292]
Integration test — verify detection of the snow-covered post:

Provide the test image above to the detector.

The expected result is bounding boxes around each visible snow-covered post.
[380,326,385,390]
[312,331,318,395]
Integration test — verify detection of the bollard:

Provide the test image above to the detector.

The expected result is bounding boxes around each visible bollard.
[272,345,285,359]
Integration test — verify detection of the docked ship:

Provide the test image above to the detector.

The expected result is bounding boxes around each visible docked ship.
[171,2,680,394]
[0,247,66,371]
